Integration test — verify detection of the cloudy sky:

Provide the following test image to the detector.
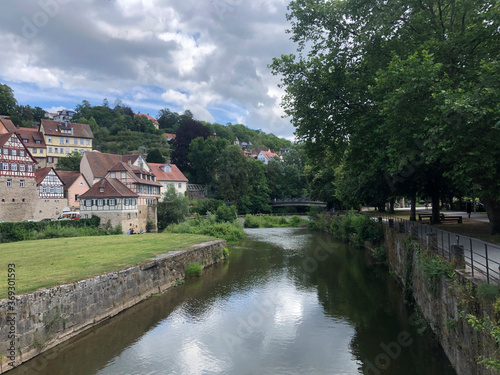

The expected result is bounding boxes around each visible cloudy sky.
[0,0,297,139]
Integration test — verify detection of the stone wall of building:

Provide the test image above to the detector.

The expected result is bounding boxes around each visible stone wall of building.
[0,177,38,222]
[0,240,226,373]
[33,198,67,221]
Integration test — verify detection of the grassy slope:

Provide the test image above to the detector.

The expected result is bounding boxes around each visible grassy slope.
[1,233,214,299]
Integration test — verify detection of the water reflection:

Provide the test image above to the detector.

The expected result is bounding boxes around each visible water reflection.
[10,228,456,375]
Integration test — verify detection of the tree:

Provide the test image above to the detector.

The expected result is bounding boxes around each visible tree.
[146,148,165,163]
[0,84,17,116]
[55,151,82,171]
[171,119,211,175]
[157,108,181,132]
[271,0,500,231]
[157,185,190,230]
[216,145,250,205]
[188,136,229,185]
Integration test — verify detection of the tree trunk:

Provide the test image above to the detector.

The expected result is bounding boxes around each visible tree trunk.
[410,191,417,222]
[389,198,395,214]
[483,195,500,235]
[431,191,441,224]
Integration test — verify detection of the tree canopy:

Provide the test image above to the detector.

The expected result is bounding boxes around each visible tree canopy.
[271,0,500,232]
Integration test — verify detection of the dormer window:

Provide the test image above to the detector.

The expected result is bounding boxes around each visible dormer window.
[99,187,104,193]
[162,165,172,173]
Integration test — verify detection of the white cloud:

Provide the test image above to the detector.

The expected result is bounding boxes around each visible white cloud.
[0,0,297,138]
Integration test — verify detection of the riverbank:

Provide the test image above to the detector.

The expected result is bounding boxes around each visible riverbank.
[0,238,227,373]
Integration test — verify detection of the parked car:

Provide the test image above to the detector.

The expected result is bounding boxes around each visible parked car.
[41,218,56,221]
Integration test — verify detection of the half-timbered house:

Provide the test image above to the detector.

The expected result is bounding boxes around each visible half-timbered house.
[0,132,38,221]
[33,167,67,220]
[79,178,141,233]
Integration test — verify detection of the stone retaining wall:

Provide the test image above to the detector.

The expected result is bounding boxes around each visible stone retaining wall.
[0,239,226,373]
[380,225,497,375]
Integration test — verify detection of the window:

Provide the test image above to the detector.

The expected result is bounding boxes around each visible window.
[65,138,69,144]
[99,187,104,193]
[86,139,90,145]
[97,199,104,206]
[74,138,78,144]
[121,172,126,179]
[20,180,24,188]
[19,150,25,156]
[48,137,52,143]
[75,194,79,201]
[60,137,64,144]
[110,172,116,178]
[27,165,33,172]
[80,139,84,145]
[35,140,41,144]
[127,213,131,219]
[48,147,53,153]
[7,179,12,187]
[54,147,58,153]
[19,164,25,172]
[2,163,8,170]
[65,148,70,154]
[178,183,182,189]
[163,183,168,189]
[124,198,130,206]
[85,199,92,207]
[23,138,29,143]
[42,186,47,193]
[39,148,44,154]
[47,157,52,163]
[10,150,16,156]
[33,148,37,154]
[49,187,54,193]
[10,164,17,171]
[109,199,116,206]
[2,149,7,155]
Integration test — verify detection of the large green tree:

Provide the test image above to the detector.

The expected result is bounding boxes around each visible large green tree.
[188,136,229,185]
[55,151,82,171]
[272,0,500,231]
[0,84,17,116]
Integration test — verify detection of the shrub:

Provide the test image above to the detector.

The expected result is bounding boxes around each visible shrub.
[244,214,260,228]
[216,204,237,222]
[185,262,202,278]
[166,218,245,242]
[477,284,500,302]
[223,247,230,258]
[190,199,224,215]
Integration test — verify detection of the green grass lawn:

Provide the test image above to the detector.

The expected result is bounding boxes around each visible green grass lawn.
[1,233,214,300]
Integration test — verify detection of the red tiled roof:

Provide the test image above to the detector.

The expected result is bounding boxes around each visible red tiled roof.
[108,161,162,186]
[136,112,159,125]
[40,119,94,139]
[17,127,46,148]
[84,152,122,179]
[79,178,138,198]
[260,151,279,160]
[164,133,176,140]
[0,118,17,133]
[149,163,188,182]
[56,170,83,188]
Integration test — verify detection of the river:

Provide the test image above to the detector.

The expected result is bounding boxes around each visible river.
[9,228,456,375]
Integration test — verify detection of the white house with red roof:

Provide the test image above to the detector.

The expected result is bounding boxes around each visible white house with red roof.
[148,163,188,199]
[257,150,280,165]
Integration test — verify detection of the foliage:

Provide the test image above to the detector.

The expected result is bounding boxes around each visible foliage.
[223,247,230,258]
[146,148,165,163]
[326,213,384,246]
[0,83,17,116]
[216,145,250,205]
[0,216,101,243]
[55,151,82,171]
[171,119,211,174]
[166,217,245,242]
[477,284,500,302]
[243,214,308,228]
[215,204,237,223]
[157,185,190,230]
[420,252,455,295]
[271,0,500,232]
[466,314,500,371]
[190,199,224,215]
[185,262,203,278]
[188,136,229,185]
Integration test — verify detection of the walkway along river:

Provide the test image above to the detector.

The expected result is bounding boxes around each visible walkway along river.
[9,228,456,375]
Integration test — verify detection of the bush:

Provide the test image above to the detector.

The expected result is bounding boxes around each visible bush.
[185,262,202,278]
[244,214,260,228]
[326,213,383,245]
[477,284,500,302]
[190,199,224,215]
[215,204,237,222]
[166,218,245,242]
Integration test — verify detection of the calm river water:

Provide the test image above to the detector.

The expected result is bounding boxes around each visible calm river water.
[10,228,456,375]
